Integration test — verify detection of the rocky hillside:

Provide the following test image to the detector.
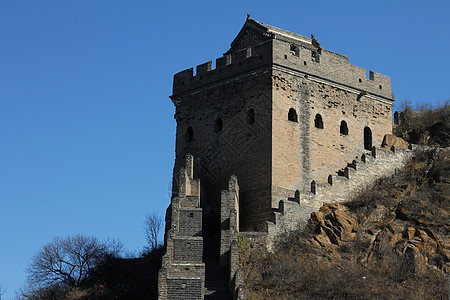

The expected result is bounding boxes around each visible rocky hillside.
[241,146,449,299]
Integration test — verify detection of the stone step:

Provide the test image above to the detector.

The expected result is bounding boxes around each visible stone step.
[204,265,231,299]
[327,174,349,186]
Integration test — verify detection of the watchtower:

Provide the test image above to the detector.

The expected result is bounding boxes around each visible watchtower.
[170,16,394,229]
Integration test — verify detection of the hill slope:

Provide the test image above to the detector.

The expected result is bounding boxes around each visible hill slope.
[241,146,449,300]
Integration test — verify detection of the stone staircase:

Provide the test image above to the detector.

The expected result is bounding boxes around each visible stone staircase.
[268,146,414,236]
[204,262,231,299]
[203,211,232,299]
[159,155,245,299]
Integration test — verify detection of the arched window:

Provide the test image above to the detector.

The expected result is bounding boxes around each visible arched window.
[294,190,300,202]
[314,114,323,129]
[288,108,298,122]
[364,126,372,150]
[311,181,316,194]
[186,126,193,142]
[340,120,348,135]
[215,117,223,133]
[246,108,255,125]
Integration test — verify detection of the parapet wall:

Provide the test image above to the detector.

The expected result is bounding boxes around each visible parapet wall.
[272,40,392,100]
[173,38,392,100]
[172,40,273,96]
[267,145,413,237]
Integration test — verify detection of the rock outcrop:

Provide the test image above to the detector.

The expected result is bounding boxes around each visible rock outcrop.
[305,204,358,248]
[300,148,450,274]
[382,134,410,149]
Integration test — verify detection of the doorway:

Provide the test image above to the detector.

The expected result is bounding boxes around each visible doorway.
[364,126,372,150]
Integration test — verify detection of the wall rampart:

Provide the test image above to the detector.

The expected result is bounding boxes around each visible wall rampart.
[173,41,273,96]
[272,39,392,100]
[267,145,413,236]
[173,37,392,101]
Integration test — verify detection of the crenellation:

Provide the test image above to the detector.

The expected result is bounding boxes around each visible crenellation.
[233,47,251,62]
[215,54,231,69]
[272,42,392,99]
[196,61,212,75]
[172,41,273,96]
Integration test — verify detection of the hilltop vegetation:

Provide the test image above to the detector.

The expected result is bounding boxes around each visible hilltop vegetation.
[395,100,449,147]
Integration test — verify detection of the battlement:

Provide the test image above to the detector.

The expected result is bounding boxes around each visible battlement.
[173,35,393,100]
[273,41,393,100]
[172,40,273,96]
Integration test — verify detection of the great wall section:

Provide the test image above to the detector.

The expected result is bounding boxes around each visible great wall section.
[267,145,413,238]
[157,16,410,299]
[158,154,245,299]
[158,144,415,299]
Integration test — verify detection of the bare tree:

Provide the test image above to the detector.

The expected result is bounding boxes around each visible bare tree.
[0,283,5,300]
[25,234,122,289]
[144,212,163,250]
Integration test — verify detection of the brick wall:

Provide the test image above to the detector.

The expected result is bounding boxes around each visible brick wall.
[271,43,393,195]
[268,146,413,237]
[167,278,203,300]
[173,238,203,262]
[172,70,273,229]
[178,209,202,236]
[158,155,205,299]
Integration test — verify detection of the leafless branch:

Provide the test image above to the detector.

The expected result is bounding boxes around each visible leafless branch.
[25,234,123,291]
[144,212,163,250]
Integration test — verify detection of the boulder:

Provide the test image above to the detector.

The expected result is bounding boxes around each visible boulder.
[306,204,357,247]
[382,134,410,149]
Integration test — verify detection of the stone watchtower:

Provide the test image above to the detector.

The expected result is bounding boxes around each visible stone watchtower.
[159,16,402,299]
[170,16,394,230]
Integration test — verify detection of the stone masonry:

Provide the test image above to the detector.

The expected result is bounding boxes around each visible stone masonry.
[159,155,245,299]
[267,145,413,241]
[159,16,404,299]
[170,15,394,229]
[158,154,205,300]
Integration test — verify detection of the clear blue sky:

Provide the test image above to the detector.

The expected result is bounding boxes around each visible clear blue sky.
[0,0,448,298]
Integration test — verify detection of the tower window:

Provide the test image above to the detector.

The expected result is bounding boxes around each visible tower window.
[186,126,193,142]
[340,120,348,135]
[215,117,223,133]
[311,50,321,63]
[314,114,323,129]
[246,108,255,125]
[290,44,299,56]
[288,108,298,122]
